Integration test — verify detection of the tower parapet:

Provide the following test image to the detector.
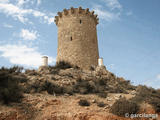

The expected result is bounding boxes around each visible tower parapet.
[54,7,99,26]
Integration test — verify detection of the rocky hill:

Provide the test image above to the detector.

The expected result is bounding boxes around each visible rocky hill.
[0,62,160,120]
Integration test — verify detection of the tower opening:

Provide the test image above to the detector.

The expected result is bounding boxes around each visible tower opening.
[80,19,82,24]
[70,36,72,41]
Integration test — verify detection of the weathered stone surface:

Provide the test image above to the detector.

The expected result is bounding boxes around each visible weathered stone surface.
[38,66,50,73]
[55,7,99,70]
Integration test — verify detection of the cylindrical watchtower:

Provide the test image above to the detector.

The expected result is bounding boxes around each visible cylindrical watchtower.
[54,7,99,69]
[42,56,48,66]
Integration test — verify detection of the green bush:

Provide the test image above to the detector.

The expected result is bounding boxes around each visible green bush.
[118,80,136,90]
[97,102,106,107]
[0,67,23,104]
[93,78,108,95]
[97,92,107,98]
[110,98,139,117]
[48,66,60,74]
[23,86,32,93]
[63,86,74,95]
[30,81,43,93]
[72,77,108,97]
[42,81,64,95]
[94,78,107,86]
[48,61,79,74]
[25,69,39,76]
[0,66,24,74]
[149,98,160,112]
[78,99,90,106]
[9,66,24,73]
[73,80,94,94]
[26,80,73,95]
[109,85,128,94]
[14,74,28,83]
[107,79,135,94]
[55,61,75,70]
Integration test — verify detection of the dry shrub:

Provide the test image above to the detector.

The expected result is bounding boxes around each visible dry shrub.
[78,99,90,106]
[130,85,160,113]
[97,102,106,107]
[0,66,24,104]
[110,98,139,117]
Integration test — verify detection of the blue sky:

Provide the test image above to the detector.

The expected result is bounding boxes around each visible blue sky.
[0,0,160,89]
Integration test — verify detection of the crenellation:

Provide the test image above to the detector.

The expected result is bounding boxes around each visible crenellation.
[70,7,74,14]
[63,9,68,15]
[91,11,94,15]
[54,16,58,25]
[58,12,62,17]
[55,16,58,20]
[94,14,98,18]
[78,6,82,13]
[96,18,99,24]
[85,8,89,14]
[55,7,99,26]
[96,21,99,24]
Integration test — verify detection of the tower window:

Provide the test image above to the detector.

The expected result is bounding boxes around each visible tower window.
[70,36,72,41]
[80,19,82,24]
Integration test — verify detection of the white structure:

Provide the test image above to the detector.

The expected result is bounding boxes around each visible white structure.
[42,56,48,66]
[98,58,104,66]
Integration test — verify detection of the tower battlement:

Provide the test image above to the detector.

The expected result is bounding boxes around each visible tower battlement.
[54,7,99,25]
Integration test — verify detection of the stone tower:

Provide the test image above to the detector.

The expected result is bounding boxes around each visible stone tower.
[54,7,99,69]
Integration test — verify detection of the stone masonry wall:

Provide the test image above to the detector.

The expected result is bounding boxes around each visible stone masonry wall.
[55,7,99,69]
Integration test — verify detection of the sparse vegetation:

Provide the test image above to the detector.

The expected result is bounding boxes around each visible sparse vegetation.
[54,61,79,70]
[130,85,160,112]
[24,75,109,98]
[73,78,95,94]
[55,61,73,69]
[109,85,128,94]
[48,61,80,74]
[97,102,106,107]
[0,66,24,104]
[78,99,90,106]
[1,66,24,74]
[97,92,107,98]
[42,81,64,95]
[72,76,108,97]
[25,69,39,76]
[63,86,74,95]
[26,80,65,95]
[149,98,160,112]
[1,65,159,115]
[25,62,136,97]
[110,98,139,117]
[118,79,136,90]
[108,79,136,94]
[89,66,95,71]
[30,81,44,93]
